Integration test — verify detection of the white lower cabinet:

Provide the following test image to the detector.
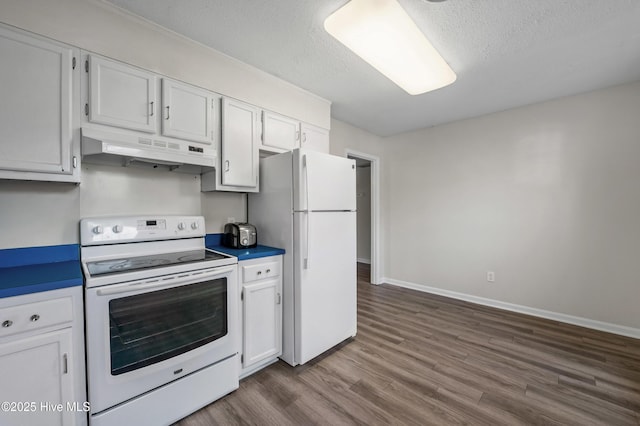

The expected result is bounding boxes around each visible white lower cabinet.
[0,287,87,426]
[239,256,282,378]
[0,329,73,426]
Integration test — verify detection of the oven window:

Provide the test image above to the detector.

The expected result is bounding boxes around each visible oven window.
[109,278,227,375]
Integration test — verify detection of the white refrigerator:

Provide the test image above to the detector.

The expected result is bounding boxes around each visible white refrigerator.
[248,148,357,366]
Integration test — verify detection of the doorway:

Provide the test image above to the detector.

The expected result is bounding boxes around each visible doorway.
[346,150,381,284]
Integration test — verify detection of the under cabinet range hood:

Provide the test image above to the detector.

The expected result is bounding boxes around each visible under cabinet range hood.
[81,127,216,173]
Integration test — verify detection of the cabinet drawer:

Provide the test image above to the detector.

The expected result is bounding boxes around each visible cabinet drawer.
[0,297,73,338]
[242,261,280,283]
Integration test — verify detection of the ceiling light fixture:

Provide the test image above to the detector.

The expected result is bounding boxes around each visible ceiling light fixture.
[324,0,456,95]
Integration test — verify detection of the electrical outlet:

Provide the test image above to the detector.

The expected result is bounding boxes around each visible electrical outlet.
[227,217,235,223]
[487,271,495,283]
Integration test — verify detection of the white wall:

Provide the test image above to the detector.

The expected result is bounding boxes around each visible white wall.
[383,80,640,330]
[330,119,385,159]
[356,166,371,263]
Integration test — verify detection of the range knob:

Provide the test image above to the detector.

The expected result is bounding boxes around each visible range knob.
[191,222,199,230]
[177,222,186,230]
[112,225,123,233]
[92,226,103,234]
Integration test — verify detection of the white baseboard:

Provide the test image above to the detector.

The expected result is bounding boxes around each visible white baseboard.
[357,258,371,264]
[382,277,640,340]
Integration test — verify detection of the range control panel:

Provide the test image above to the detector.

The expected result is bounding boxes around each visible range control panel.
[80,215,205,246]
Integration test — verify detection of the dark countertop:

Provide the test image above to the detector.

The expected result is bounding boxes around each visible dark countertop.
[207,244,285,261]
[0,244,83,298]
[205,233,285,261]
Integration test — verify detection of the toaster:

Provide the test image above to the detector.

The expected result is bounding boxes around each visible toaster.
[223,223,257,249]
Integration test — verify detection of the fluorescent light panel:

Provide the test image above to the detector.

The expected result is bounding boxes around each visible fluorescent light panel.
[324,0,456,95]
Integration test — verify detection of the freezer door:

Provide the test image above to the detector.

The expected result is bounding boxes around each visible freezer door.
[294,149,356,212]
[294,211,357,365]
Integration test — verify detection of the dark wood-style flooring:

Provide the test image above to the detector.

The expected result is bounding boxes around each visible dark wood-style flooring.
[176,263,640,425]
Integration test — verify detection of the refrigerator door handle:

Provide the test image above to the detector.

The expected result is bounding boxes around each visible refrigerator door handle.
[305,211,311,269]
[303,155,311,269]
[303,154,310,211]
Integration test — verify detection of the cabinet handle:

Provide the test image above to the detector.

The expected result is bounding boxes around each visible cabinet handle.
[150,101,154,116]
[2,320,12,328]
[63,354,68,374]
[166,105,170,120]
[30,314,40,322]
[277,293,281,305]
[225,160,230,172]
[266,269,271,274]
[257,271,262,275]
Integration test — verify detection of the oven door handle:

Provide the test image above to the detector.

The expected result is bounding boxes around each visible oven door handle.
[96,266,237,296]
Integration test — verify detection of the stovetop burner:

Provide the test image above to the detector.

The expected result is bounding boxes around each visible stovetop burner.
[86,249,230,277]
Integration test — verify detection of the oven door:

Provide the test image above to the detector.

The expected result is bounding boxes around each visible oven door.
[85,265,238,415]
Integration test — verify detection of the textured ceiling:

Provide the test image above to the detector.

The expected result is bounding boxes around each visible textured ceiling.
[105,0,640,136]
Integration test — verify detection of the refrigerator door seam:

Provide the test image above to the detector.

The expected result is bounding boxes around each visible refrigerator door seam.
[294,210,356,213]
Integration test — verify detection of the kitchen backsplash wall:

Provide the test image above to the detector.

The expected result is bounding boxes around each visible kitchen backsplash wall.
[80,164,244,235]
[201,191,247,233]
[0,165,246,250]
[0,180,79,249]
[80,164,201,218]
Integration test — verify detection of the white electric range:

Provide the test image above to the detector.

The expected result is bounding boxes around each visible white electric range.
[80,215,239,426]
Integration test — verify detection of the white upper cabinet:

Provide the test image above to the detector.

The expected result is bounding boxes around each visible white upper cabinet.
[88,55,157,133]
[300,122,330,153]
[161,78,215,145]
[220,97,259,190]
[0,24,80,183]
[260,111,331,155]
[261,110,300,153]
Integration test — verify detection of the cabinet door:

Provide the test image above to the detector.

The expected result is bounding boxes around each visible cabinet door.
[262,111,300,151]
[300,122,330,153]
[0,328,74,426]
[88,55,157,133]
[242,279,281,368]
[161,78,215,144]
[0,26,77,179]
[221,97,258,188]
